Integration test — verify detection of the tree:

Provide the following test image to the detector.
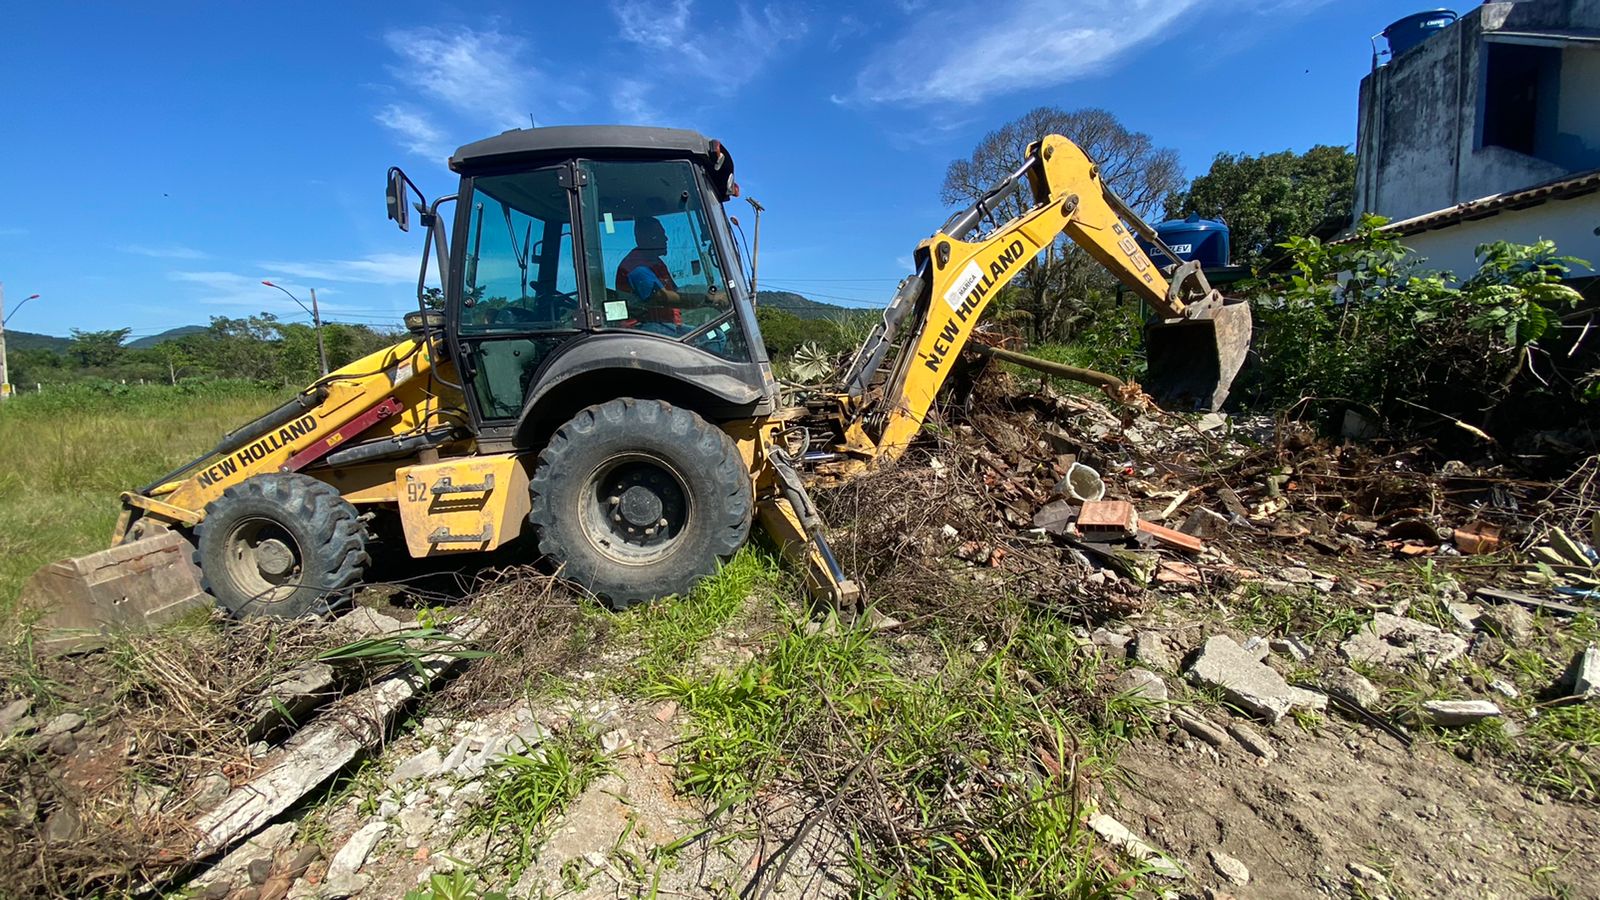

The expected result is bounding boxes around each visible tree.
[941,107,1183,341]
[146,340,196,384]
[8,347,65,386]
[67,328,131,368]
[202,315,288,382]
[1164,145,1356,268]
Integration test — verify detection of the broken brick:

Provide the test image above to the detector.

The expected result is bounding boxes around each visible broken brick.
[1078,500,1137,537]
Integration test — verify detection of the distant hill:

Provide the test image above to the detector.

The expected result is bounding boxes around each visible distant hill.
[8,298,866,354]
[3,330,70,352]
[128,326,207,349]
[3,325,208,352]
[756,290,863,320]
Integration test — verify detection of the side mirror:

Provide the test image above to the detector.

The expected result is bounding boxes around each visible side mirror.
[386,167,411,232]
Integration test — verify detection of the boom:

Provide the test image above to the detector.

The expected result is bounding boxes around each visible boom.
[833,134,1250,467]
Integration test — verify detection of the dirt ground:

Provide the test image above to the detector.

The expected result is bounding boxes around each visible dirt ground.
[1112,709,1600,899]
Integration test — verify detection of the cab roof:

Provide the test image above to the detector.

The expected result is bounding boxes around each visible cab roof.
[451,125,716,173]
[450,125,738,200]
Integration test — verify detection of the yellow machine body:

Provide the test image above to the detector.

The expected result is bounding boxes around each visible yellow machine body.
[394,454,531,556]
[24,129,1243,642]
[131,338,459,524]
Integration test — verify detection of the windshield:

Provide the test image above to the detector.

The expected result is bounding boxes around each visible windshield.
[578,159,749,362]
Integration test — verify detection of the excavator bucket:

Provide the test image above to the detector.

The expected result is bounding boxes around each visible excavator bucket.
[20,531,211,655]
[1142,299,1253,411]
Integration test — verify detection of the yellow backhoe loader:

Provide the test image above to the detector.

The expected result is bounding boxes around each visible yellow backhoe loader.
[21,126,1250,646]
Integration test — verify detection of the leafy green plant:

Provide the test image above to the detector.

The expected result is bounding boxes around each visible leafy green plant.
[461,731,608,882]
[1246,219,1589,435]
[313,628,489,676]
[403,871,509,900]
[788,341,834,382]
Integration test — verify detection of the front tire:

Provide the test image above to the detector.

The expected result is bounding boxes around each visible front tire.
[529,399,753,609]
[195,473,369,618]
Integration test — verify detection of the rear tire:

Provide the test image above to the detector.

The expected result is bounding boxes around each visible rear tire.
[529,399,753,609]
[195,473,369,619]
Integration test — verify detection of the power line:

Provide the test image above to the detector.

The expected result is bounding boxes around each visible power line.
[760,283,888,306]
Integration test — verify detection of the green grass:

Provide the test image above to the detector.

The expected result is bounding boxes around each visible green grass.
[1225,583,1371,641]
[0,380,284,616]
[651,600,1150,897]
[461,728,609,884]
[615,546,778,689]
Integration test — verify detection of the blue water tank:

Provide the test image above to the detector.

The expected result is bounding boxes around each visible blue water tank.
[1384,9,1457,58]
[1140,214,1230,269]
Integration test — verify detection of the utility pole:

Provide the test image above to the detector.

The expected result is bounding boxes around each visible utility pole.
[0,282,8,401]
[0,284,38,400]
[745,196,765,300]
[310,287,328,376]
[262,280,328,376]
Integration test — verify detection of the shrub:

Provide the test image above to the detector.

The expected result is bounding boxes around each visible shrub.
[1244,215,1588,436]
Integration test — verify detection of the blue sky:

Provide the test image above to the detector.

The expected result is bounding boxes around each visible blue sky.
[3,0,1412,338]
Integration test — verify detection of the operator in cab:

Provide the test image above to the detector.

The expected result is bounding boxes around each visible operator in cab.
[614,216,685,334]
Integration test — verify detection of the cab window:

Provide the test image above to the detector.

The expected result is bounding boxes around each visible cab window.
[578,159,749,361]
[455,166,579,419]
[459,168,579,334]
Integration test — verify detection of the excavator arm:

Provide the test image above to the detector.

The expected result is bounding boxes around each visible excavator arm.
[836,133,1252,465]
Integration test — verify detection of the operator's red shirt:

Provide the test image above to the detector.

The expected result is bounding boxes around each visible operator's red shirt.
[614,250,682,325]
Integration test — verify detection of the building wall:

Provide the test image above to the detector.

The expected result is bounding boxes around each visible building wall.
[1398,191,1600,279]
[1353,0,1600,222]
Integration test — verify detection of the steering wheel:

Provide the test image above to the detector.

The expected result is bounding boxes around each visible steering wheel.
[542,290,580,311]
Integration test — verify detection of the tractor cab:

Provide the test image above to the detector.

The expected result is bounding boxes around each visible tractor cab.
[389,126,773,450]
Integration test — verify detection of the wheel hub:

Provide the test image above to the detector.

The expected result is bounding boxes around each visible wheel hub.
[254,538,295,577]
[223,518,303,603]
[618,485,664,527]
[583,454,691,564]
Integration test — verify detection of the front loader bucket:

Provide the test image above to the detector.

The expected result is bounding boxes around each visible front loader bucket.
[19,531,210,655]
[1142,299,1253,411]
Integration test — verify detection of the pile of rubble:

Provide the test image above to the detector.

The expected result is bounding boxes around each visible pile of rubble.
[824,373,1600,801]
[828,370,1597,623]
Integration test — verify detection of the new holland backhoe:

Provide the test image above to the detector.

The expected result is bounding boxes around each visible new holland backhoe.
[22,125,1250,645]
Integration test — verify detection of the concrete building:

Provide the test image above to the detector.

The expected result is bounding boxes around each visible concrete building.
[1353,1,1600,278]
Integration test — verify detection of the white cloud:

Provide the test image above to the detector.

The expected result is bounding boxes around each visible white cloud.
[170,271,307,308]
[607,1,807,118]
[613,0,698,59]
[259,252,418,285]
[385,26,540,129]
[375,104,449,159]
[842,0,1322,106]
[375,25,585,156]
[609,79,667,126]
[170,258,411,314]
[119,243,209,260]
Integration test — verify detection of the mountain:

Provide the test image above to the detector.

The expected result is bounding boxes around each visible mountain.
[755,290,859,320]
[2,326,208,352]
[3,330,70,352]
[128,326,207,349]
